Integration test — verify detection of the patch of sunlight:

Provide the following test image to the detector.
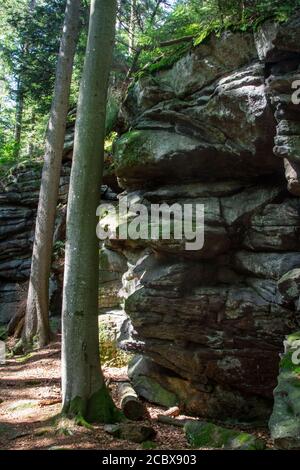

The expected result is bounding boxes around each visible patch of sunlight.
[15,353,34,363]
[8,399,38,413]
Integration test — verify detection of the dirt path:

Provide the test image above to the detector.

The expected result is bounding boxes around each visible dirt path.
[0,341,189,450]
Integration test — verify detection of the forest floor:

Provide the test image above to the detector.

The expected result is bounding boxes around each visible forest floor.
[0,340,272,450]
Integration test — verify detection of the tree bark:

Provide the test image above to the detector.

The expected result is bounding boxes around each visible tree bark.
[61,0,119,424]
[23,0,80,348]
[13,78,24,159]
[13,0,36,159]
[129,0,137,55]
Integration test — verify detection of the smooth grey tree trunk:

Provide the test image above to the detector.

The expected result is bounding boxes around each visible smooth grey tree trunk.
[61,0,119,424]
[23,0,81,348]
[13,0,36,159]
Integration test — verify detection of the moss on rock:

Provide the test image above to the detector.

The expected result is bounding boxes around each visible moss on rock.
[184,421,265,450]
[133,375,179,408]
[114,130,153,170]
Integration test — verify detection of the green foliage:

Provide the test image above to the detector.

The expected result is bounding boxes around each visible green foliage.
[0,0,88,163]
[142,440,157,449]
[0,0,299,171]
[1,0,67,109]
[142,43,192,75]
[280,351,300,375]
[134,0,300,75]
[0,140,16,165]
[104,131,118,155]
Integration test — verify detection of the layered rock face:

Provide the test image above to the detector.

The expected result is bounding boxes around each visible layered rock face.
[103,17,300,421]
[0,161,120,326]
[0,163,70,324]
[1,15,300,424]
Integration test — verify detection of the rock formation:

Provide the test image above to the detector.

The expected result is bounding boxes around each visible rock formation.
[1,15,300,430]
[101,16,300,422]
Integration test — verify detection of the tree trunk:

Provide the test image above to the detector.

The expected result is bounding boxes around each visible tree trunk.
[129,0,137,55]
[13,0,36,159]
[23,0,80,348]
[13,79,24,159]
[61,0,119,424]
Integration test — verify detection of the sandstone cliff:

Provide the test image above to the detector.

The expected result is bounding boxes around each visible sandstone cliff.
[1,16,300,427]
[103,16,300,422]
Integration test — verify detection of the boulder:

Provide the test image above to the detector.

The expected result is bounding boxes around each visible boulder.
[128,355,179,408]
[125,31,257,111]
[115,61,279,189]
[104,422,156,443]
[98,308,133,367]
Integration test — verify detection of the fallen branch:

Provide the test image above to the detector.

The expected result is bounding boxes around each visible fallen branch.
[157,415,189,428]
[148,35,195,49]
[125,35,195,81]
[39,399,61,407]
[119,382,146,420]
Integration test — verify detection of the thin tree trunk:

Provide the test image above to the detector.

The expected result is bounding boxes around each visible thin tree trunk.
[62,0,119,424]
[149,0,162,25]
[129,0,137,55]
[13,0,36,159]
[23,0,81,348]
[28,109,36,157]
[13,79,24,159]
